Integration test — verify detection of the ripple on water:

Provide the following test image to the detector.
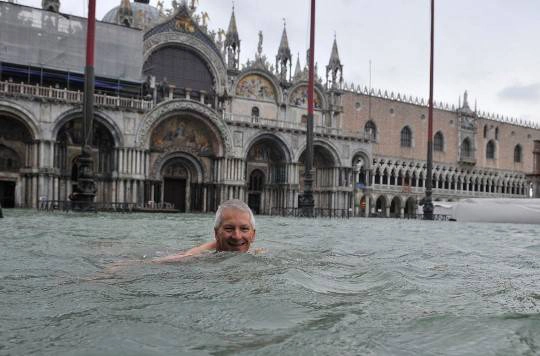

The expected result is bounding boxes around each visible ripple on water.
[1,210,539,355]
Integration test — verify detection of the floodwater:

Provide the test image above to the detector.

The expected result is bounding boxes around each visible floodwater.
[1,210,539,355]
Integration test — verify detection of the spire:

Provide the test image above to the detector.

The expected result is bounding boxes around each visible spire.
[225,6,240,49]
[276,20,292,82]
[118,0,134,27]
[460,90,474,115]
[294,53,302,79]
[326,35,343,89]
[224,6,240,71]
[42,0,60,13]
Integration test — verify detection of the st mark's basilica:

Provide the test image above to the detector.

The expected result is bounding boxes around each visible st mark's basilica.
[0,0,539,217]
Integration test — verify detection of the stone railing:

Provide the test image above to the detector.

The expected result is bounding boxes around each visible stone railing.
[222,112,374,141]
[0,80,153,111]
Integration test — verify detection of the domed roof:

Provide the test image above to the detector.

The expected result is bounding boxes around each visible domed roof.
[102,1,161,30]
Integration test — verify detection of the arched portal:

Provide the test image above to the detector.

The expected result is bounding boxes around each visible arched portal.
[55,118,116,203]
[150,114,221,212]
[247,169,265,214]
[245,135,290,214]
[375,195,387,217]
[0,115,34,208]
[390,196,402,218]
[160,155,204,212]
[299,143,337,209]
[405,197,417,218]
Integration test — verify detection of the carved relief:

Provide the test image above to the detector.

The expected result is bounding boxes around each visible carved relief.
[236,74,277,101]
[289,86,322,109]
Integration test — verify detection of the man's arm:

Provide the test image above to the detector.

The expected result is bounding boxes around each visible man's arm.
[151,241,217,264]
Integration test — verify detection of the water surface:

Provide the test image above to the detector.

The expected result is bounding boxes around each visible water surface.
[1,210,539,355]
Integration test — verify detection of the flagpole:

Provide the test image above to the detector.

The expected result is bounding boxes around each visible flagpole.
[423,0,435,220]
[299,0,316,216]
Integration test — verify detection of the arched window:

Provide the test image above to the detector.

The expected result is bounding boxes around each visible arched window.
[434,131,444,152]
[486,140,496,159]
[514,144,522,163]
[365,120,377,141]
[495,127,499,140]
[461,138,472,158]
[251,106,260,122]
[483,125,488,138]
[400,126,412,147]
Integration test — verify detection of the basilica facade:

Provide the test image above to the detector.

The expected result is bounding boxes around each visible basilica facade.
[0,0,539,216]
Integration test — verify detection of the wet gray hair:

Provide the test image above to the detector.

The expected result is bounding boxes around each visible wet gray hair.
[214,199,256,230]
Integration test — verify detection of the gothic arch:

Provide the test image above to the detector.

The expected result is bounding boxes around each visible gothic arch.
[136,99,231,156]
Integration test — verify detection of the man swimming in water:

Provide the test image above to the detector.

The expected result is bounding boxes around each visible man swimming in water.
[151,199,257,263]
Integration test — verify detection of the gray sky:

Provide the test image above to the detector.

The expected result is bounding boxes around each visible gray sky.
[18,0,540,124]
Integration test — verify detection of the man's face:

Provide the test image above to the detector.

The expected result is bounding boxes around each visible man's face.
[214,208,256,252]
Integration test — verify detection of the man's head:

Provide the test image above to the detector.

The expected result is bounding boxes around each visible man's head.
[214,200,256,252]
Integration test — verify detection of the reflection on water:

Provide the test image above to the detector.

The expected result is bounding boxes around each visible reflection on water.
[1,210,539,355]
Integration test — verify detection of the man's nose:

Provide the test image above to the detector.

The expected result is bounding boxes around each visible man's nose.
[230,228,241,238]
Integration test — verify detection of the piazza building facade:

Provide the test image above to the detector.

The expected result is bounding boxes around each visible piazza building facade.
[0,0,539,216]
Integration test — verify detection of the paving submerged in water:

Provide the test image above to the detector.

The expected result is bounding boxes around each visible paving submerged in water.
[1,210,539,355]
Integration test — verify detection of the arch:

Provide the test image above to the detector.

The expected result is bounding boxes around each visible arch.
[434,131,444,152]
[153,151,204,182]
[364,120,377,141]
[461,137,472,158]
[486,140,496,159]
[375,195,388,216]
[390,196,403,217]
[288,83,328,110]
[404,197,417,217]
[351,149,371,170]
[52,109,124,148]
[0,101,40,140]
[136,99,231,156]
[244,133,292,163]
[234,71,281,103]
[143,32,227,96]
[400,126,412,147]
[514,144,522,163]
[295,139,342,167]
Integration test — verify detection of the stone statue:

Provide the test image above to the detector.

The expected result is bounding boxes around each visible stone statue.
[201,12,209,27]
[257,31,263,57]
[156,0,164,16]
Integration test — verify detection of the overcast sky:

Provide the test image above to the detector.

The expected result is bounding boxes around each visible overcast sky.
[17,0,540,124]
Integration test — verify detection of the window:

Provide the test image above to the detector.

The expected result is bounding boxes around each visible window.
[251,107,260,122]
[400,126,412,147]
[483,125,488,138]
[365,120,377,141]
[434,131,444,152]
[486,140,496,159]
[514,145,522,163]
[461,138,472,158]
[495,127,499,140]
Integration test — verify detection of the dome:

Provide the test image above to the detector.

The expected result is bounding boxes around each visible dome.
[102,1,161,30]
